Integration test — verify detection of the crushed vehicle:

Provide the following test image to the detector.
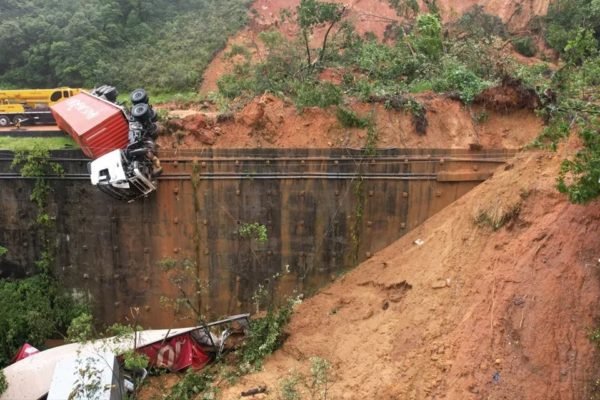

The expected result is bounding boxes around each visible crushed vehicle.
[1,314,250,400]
[50,85,162,202]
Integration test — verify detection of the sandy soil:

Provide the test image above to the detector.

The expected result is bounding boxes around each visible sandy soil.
[217,143,600,400]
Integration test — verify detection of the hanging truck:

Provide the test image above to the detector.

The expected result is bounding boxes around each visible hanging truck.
[50,86,162,202]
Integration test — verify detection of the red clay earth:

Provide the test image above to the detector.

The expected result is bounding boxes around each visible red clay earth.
[142,2,594,398]
[213,142,600,400]
[158,92,543,150]
[200,0,551,94]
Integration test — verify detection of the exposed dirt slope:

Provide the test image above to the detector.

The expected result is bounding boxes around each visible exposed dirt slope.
[219,147,600,399]
[200,0,550,93]
[158,93,542,150]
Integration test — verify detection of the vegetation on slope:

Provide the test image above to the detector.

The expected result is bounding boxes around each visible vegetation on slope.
[540,0,600,202]
[0,0,251,91]
[214,0,600,204]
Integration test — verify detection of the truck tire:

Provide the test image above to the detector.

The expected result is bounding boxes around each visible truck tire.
[0,116,9,127]
[12,115,24,125]
[131,103,150,120]
[130,89,148,105]
[149,108,158,122]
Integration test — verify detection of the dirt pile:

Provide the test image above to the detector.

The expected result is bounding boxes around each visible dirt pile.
[158,93,542,150]
[219,147,600,399]
[474,76,541,112]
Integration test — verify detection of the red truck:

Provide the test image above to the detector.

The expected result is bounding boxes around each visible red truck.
[50,86,161,202]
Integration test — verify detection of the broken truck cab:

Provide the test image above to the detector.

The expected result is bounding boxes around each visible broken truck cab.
[50,86,161,202]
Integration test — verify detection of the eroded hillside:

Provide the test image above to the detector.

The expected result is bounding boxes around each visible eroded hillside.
[216,144,600,400]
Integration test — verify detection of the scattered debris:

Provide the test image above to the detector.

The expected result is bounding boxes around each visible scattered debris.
[492,371,501,384]
[431,280,448,289]
[1,314,250,400]
[241,386,267,396]
[11,343,39,363]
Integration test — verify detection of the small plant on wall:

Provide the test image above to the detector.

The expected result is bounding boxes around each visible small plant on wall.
[238,222,268,243]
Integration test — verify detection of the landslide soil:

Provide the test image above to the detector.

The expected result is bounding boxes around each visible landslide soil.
[200,0,550,94]
[158,93,542,150]
[216,144,600,400]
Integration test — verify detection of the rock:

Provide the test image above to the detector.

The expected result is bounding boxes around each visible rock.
[431,280,447,289]
[165,118,185,132]
[239,101,265,128]
[182,113,208,132]
[194,129,217,145]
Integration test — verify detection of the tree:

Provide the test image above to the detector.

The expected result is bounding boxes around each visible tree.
[297,0,346,68]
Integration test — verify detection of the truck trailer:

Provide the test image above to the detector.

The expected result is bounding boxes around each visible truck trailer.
[50,86,161,202]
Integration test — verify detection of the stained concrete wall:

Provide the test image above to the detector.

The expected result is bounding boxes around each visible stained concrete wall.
[0,148,513,327]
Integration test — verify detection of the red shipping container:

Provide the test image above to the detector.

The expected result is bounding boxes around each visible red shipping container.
[50,92,129,159]
[136,333,211,371]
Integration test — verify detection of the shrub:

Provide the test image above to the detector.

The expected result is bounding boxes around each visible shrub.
[557,125,600,203]
[336,107,371,128]
[513,36,537,57]
[293,82,342,110]
[433,63,492,103]
[0,371,6,395]
[239,298,296,369]
[0,275,85,367]
[564,28,598,65]
[455,5,508,39]
[166,369,214,400]
[412,13,443,60]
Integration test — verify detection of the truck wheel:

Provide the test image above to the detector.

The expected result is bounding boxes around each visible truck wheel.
[12,115,24,125]
[131,103,150,120]
[0,116,9,127]
[130,89,148,105]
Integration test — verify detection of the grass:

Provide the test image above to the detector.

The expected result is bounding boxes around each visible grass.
[473,201,521,230]
[0,136,77,151]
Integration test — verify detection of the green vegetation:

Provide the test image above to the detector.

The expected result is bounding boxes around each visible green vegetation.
[513,36,537,57]
[12,146,64,270]
[532,1,600,203]
[336,107,371,128]
[239,297,295,370]
[0,136,76,151]
[0,371,7,396]
[0,146,85,368]
[166,369,216,400]
[0,275,85,367]
[544,0,600,61]
[0,0,251,91]
[238,222,268,243]
[277,357,332,400]
[158,297,296,399]
[217,4,498,130]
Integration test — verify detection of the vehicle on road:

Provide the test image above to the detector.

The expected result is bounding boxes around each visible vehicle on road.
[0,88,82,126]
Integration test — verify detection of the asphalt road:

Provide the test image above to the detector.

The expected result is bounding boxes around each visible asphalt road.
[0,125,65,136]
